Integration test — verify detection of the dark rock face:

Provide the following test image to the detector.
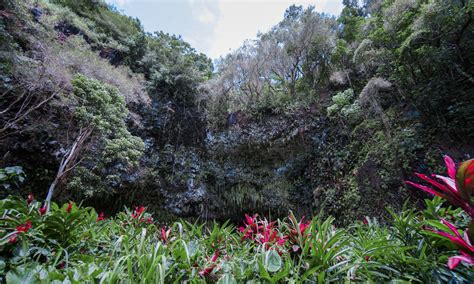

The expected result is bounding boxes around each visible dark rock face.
[114,98,326,221]
[226,110,246,127]
[195,112,326,220]
[99,47,124,66]
[144,100,207,148]
[54,21,91,43]
[30,6,42,22]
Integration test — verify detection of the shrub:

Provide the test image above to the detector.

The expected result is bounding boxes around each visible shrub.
[1,181,473,282]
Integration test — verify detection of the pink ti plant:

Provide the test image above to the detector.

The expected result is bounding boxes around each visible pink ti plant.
[406,155,474,270]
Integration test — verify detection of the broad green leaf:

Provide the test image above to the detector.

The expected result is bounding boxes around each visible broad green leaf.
[217,274,237,284]
[264,250,282,273]
[6,267,36,284]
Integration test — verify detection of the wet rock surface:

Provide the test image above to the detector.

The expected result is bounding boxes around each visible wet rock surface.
[116,104,329,220]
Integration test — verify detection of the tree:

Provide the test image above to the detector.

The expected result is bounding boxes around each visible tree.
[141,32,212,106]
[45,74,144,209]
[201,5,337,118]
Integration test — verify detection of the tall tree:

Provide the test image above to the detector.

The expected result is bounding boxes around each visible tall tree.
[45,75,144,209]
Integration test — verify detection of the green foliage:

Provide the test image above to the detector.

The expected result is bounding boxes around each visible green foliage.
[0,167,25,190]
[1,196,473,282]
[52,0,101,13]
[72,74,127,133]
[142,32,212,106]
[71,75,145,165]
[338,2,365,42]
[201,5,335,126]
[64,75,144,198]
[327,88,356,116]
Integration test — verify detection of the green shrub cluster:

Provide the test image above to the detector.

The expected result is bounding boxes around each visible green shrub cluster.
[0,195,472,283]
[63,75,144,199]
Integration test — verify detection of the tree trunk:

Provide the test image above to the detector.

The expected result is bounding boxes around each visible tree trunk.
[45,127,92,210]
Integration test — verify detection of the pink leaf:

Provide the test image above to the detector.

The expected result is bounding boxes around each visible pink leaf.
[448,252,474,270]
[444,155,457,180]
[405,181,445,198]
[441,219,462,239]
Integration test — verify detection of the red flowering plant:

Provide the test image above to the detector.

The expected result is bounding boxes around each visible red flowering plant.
[238,214,261,241]
[0,196,36,246]
[159,227,171,244]
[126,206,154,226]
[66,201,73,213]
[27,193,34,206]
[199,249,221,278]
[284,212,312,254]
[238,214,287,251]
[0,197,94,249]
[39,204,47,216]
[406,155,474,270]
[96,212,106,222]
[255,221,286,249]
[1,219,33,245]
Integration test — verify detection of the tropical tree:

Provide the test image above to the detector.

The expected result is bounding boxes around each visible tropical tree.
[45,74,144,209]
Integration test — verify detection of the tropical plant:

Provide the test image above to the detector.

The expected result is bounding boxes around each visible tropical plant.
[1,193,473,282]
[45,74,144,209]
[0,166,25,190]
[406,155,474,269]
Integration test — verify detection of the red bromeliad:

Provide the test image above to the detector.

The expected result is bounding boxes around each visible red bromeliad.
[199,264,216,277]
[144,217,154,224]
[287,214,311,253]
[160,227,171,244]
[39,205,47,216]
[448,251,474,270]
[256,221,286,247]
[131,206,146,219]
[239,214,286,248]
[66,201,73,213]
[299,219,311,235]
[427,218,474,270]
[289,216,310,238]
[407,156,474,270]
[238,214,261,241]
[16,220,32,233]
[199,250,220,277]
[96,212,105,222]
[27,193,34,206]
[8,234,18,244]
[211,249,220,262]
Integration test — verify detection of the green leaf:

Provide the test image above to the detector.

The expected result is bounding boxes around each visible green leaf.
[6,266,36,284]
[0,259,5,274]
[217,274,237,284]
[264,250,282,273]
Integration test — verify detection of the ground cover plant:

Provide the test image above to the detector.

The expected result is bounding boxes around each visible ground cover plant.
[0,156,473,283]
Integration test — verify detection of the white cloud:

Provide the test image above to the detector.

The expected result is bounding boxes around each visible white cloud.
[107,0,132,6]
[104,0,344,59]
[208,0,343,59]
[194,6,217,23]
[198,8,216,23]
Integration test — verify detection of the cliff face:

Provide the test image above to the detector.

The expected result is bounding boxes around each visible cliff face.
[1,0,326,221]
[2,0,473,225]
[103,102,327,221]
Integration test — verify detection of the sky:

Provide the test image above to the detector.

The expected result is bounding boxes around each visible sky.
[105,0,344,59]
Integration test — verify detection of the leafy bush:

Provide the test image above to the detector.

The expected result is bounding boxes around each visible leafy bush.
[59,75,145,199]
[0,167,25,191]
[1,159,474,284]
